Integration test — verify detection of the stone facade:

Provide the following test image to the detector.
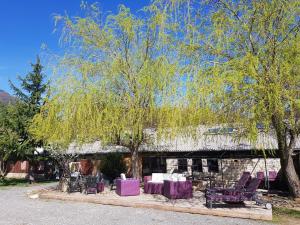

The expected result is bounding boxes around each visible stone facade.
[219,158,280,182]
[165,157,281,183]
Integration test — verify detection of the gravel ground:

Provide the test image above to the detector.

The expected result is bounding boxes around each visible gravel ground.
[0,184,271,225]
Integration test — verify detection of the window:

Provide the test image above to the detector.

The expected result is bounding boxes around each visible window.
[192,159,203,172]
[207,159,219,172]
[142,157,166,175]
[178,159,188,173]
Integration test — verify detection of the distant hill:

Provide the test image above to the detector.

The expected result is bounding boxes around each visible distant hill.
[0,90,14,104]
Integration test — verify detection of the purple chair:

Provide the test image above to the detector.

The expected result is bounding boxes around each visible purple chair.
[206,172,251,195]
[257,171,278,189]
[163,180,193,199]
[144,176,152,193]
[97,181,105,193]
[257,171,265,180]
[144,176,164,194]
[116,178,140,196]
[206,178,261,208]
[268,171,277,182]
[257,171,277,181]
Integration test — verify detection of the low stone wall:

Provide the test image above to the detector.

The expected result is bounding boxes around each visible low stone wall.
[38,189,273,221]
[6,172,28,179]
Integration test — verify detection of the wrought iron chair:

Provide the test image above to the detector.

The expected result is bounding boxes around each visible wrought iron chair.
[68,173,81,193]
[206,171,251,195]
[82,176,98,194]
[205,178,270,209]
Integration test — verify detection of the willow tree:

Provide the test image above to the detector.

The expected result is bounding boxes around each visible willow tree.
[166,0,300,197]
[31,3,182,178]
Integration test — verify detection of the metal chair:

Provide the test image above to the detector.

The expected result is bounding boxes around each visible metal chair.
[206,171,251,195]
[82,176,98,194]
[205,178,271,209]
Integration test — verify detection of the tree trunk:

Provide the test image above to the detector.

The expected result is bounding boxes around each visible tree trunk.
[279,146,300,198]
[131,148,140,179]
[55,156,72,192]
[0,158,7,179]
[58,176,70,192]
[272,116,300,198]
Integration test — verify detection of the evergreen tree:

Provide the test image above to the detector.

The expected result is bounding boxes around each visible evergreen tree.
[10,56,47,116]
[7,56,48,158]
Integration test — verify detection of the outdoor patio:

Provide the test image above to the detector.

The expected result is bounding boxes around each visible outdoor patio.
[36,187,272,221]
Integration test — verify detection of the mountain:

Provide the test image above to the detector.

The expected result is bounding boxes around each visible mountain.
[0,89,14,104]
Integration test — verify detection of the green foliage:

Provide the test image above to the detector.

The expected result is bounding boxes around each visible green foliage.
[0,103,31,161]
[158,0,300,196]
[0,102,33,177]
[31,3,188,178]
[31,4,183,150]
[0,57,48,175]
[31,1,300,184]
[188,0,300,141]
[150,0,300,144]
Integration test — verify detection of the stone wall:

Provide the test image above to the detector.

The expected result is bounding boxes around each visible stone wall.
[165,157,281,183]
[219,158,280,181]
[5,172,28,179]
[166,159,178,173]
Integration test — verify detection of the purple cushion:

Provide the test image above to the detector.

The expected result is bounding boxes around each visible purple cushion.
[268,171,277,181]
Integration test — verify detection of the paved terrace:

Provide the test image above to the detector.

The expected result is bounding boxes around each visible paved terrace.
[0,183,271,225]
[36,186,272,221]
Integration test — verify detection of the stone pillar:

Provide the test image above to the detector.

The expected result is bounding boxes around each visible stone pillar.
[166,159,178,173]
[202,159,208,173]
[187,159,193,175]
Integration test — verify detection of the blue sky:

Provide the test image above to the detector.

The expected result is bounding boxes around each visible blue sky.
[0,0,149,94]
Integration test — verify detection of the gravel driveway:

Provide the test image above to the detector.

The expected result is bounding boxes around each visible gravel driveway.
[0,184,271,225]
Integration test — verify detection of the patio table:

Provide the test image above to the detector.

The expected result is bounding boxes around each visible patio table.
[163,180,193,199]
[116,178,140,196]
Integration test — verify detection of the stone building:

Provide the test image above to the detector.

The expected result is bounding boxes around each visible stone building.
[67,127,300,184]
[6,127,299,184]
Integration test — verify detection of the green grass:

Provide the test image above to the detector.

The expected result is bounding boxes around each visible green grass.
[273,207,300,223]
[0,178,57,189]
[273,207,300,218]
[0,178,29,187]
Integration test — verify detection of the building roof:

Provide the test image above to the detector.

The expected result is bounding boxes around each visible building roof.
[66,142,129,154]
[66,126,300,154]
